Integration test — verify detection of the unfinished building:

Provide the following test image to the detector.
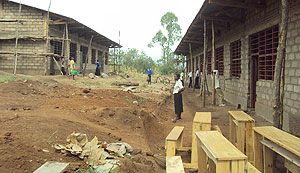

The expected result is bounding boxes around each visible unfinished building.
[0,0,121,75]
[175,0,300,136]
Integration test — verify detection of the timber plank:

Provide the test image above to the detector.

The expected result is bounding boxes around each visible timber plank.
[34,161,69,173]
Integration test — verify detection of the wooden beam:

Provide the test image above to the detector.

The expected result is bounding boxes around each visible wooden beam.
[201,19,207,107]
[83,35,93,77]
[50,21,75,25]
[209,0,265,9]
[13,2,22,74]
[211,21,216,105]
[184,40,203,44]
[0,19,48,22]
[202,15,242,23]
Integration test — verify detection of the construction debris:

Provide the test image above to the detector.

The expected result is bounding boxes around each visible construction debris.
[112,81,139,87]
[101,73,109,78]
[88,73,95,79]
[34,161,69,173]
[122,86,138,93]
[53,132,133,169]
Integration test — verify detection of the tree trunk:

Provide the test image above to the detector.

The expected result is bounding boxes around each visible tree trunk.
[272,0,288,129]
[202,20,208,107]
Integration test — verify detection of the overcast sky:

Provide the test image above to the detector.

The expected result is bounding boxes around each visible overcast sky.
[11,0,203,60]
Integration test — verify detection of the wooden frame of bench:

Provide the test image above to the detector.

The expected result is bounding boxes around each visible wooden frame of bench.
[253,126,300,173]
[228,111,255,162]
[196,131,247,173]
[166,126,184,157]
[166,156,185,173]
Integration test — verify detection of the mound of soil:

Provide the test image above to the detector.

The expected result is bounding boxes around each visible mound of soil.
[0,79,173,172]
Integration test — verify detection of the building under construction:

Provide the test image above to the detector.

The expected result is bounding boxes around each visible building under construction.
[175,0,300,136]
[0,0,121,75]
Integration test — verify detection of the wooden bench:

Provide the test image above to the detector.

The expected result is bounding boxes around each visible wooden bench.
[228,111,255,162]
[166,156,185,173]
[253,126,300,173]
[166,126,184,157]
[196,131,247,173]
[165,112,212,169]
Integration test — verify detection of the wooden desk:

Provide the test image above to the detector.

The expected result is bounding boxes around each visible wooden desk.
[196,131,247,173]
[229,111,255,162]
[253,126,300,173]
[190,112,211,166]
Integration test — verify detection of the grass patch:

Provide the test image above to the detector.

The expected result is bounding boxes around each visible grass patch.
[0,73,29,83]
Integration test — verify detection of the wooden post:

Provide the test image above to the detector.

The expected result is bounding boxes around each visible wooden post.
[211,21,216,105]
[272,0,288,129]
[52,57,63,75]
[83,35,93,77]
[189,43,193,86]
[65,24,70,75]
[44,0,52,76]
[113,48,116,72]
[13,2,22,74]
[202,20,208,107]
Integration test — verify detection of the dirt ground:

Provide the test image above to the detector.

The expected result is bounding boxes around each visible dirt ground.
[0,72,271,172]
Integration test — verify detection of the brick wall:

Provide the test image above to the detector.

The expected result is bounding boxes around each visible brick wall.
[0,0,46,75]
[188,0,300,136]
[0,0,111,75]
[0,0,45,38]
[283,4,300,136]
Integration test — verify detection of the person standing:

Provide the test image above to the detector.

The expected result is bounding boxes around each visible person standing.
[95,60,101,76]
[180,70,184,86]
[173,73,184,123]
[147,68,152,85]
[61,58,66,75]
[194,68,200,89]
[188,71,193,88]
[69,57,75,80]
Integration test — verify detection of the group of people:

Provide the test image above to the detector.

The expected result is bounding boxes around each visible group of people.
[188,68,201,89]
[59,57,102,80]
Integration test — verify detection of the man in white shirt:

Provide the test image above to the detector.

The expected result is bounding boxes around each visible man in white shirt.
[180,71,184,86]
[194,68,200,89]
[188,71,193,88]
[173,74,184,122]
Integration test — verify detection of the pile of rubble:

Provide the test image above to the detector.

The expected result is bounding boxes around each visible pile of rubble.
[53,132,133,172]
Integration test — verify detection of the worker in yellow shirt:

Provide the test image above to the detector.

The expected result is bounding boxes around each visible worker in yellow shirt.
[69,57,75,80]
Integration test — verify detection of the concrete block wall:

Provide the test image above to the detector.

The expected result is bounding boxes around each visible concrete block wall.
[187,0,300,136]
[282,4,300,136]
[0,0,46,75]
[0,0,45,38]
[0,39,46,75]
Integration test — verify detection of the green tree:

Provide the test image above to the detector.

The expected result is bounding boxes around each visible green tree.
[122,48,139,70]
[149,12,182,74]
[119,48,156,73]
